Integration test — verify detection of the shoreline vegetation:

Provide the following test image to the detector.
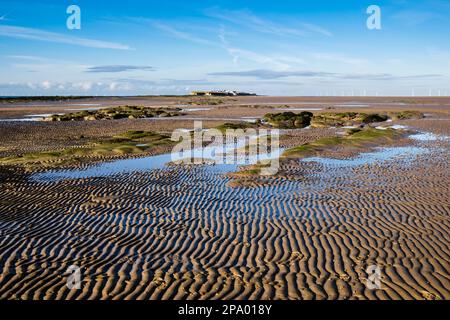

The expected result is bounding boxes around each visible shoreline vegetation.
[282,127,401,157]
[44,105,183,121]
[262,111,423,129]
[185,98,232,105]
[0,130,174,170]
[0,110,423,172]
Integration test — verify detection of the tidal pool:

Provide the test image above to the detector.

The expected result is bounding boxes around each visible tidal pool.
[32,134,283,182]
[302,146,428,168]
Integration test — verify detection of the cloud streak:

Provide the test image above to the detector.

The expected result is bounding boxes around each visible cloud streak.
[208,69,443,80]
[0,25,132,50]
[152,21,217,46]
[205,8,332,37]
[85,65,154,73]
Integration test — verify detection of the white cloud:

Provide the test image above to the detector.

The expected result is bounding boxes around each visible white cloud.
[311,53,368,66]
[225,48,291,70]
[205,8,332,38]
[152,22,217,46]
[0,25,132,50]
[41,80,51,90]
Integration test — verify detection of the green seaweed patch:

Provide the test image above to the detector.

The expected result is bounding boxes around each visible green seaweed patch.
[215,122,259,132]
[45,105,182,121]
[283,128,399,158]
[187,98,224,105]
[263,111,313,128]
[233,162,272,176]
[0,130,174,169]
[390,110,425,120]
[311,112,388,128]
[227,161,274,187]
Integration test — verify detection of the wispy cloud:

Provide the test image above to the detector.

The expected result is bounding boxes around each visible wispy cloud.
[85,65,154,73]
[5,54,87,73]
[0,25,132,50]
[5,55,47,61]
[392,9,440,26]
[209,69,333,79]
[208,69,443,80]
[300,22,333,37]
[0,9,14,21]
[152,21,217,46]
[205,8,332,37]
[311,53,368,66]
[218,27,301,70]
[224,48,292,70]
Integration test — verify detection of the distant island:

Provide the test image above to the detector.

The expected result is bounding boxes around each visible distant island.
[190,90,256,96]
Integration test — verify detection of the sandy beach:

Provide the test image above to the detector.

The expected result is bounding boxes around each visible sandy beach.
[0,96,449,300]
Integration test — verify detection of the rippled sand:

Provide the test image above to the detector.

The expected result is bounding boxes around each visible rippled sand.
[1,97,449,300]
[0,125,448,299]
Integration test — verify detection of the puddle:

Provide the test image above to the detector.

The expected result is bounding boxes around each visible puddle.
[375,124,408,130]
[409,132,450,142]
[274,108,323,111]
[181,108,212,112]
[302,146,428,168]
[0,118,42,122]
[24,114,58,118]
[64,107,106,111]
[333,104,370,107]
[32,133,282,182]
[32,153,174,181]
[241,117,258,123]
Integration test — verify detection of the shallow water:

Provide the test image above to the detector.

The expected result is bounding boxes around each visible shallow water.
[302,146,428,168]
[64,106,105,111]
[409,132,450,142]
[0,118,42,122]
[333,104,370,107]
[31,128,444,182]
[32,153,174,181]
[24,114,58,118]
[375,124,408,130]
[181,108,212,112]
[32,134,283,182]
[274,108,323,111]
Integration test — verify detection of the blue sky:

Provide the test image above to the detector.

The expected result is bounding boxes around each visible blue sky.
[0,0,449,96]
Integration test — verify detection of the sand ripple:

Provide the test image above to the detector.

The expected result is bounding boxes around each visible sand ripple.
[0,140,449,300]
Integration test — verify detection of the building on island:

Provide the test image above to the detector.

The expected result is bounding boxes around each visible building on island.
[190,90,256,96]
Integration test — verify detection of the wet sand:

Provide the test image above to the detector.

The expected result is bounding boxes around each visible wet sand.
[0,96,449,300]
